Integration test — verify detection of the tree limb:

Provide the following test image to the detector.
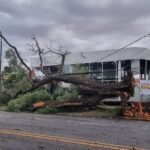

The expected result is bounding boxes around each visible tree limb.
[32,35,44,72]
[0,33,32,73]
[14,74,128,97]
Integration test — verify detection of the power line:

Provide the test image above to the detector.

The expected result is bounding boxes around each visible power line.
[95,33,150,63]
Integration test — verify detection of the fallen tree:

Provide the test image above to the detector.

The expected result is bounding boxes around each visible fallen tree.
[25,72,134,111]
[0,33,135,112]
[14,73,132,96]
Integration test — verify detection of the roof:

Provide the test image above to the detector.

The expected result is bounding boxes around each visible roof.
[30,47,150,67]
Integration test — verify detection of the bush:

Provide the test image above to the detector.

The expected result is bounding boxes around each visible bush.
[36,106,58,114]
[7,90,52,112]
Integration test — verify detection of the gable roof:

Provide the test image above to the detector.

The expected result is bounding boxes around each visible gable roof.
[31,47,150,67]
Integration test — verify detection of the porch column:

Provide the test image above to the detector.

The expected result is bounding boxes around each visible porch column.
[145,60,148,80]
[118,61,121,82]
[115,61,118,82]
[102,62,103,83]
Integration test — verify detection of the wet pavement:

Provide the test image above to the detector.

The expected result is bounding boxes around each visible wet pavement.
[0,111,149,150]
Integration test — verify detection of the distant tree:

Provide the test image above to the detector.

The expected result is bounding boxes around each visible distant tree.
[5,49,18,73]
[5,49,18,65]
[2,49,31,97]
[29,35,70,75]
[72,64,88,74]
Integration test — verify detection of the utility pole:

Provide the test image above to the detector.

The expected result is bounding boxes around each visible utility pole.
[0,31,2,91]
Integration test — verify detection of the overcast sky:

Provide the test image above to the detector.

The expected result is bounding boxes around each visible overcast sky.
[1,0,150,64]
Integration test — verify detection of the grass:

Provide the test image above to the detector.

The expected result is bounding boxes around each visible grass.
[0,104,7,111]
[0,102,121,118]
[95,105,121,117]
[57,105,121,118]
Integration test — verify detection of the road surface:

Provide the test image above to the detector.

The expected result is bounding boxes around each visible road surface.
[0,111,149,150]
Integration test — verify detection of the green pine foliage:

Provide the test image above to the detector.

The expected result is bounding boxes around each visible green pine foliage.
[2,49,32,99]
[4,69,32,97]
[7,87,79,113]
[7,90,52,112]
[53,86,78,101]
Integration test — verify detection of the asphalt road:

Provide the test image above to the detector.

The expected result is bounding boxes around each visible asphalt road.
[0,111,149,150]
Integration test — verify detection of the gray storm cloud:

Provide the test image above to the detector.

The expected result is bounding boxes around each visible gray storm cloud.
[0,0,150,63]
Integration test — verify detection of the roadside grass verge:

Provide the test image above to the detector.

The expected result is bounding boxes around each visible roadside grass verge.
[56,105,121,118]
[0,104,7,111]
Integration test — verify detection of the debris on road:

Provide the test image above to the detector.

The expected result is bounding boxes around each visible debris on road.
[123,102,150,121]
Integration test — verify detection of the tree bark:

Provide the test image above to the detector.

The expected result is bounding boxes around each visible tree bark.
[14,74,128,98]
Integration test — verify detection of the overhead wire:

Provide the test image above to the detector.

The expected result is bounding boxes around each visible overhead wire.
[94,33,150,63]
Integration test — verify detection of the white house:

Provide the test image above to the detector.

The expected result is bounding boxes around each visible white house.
[30,47,150,101]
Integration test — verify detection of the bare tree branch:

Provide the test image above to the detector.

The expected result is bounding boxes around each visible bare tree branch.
[45,43,71,75]
[31,35,44,72]
[0,33,32,73]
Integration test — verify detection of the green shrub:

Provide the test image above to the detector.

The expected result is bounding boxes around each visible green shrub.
[7,90,52,112]
[36,106,58,114]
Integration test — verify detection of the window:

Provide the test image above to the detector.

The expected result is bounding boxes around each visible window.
[103,62,117,82]
[121,60,131,79]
